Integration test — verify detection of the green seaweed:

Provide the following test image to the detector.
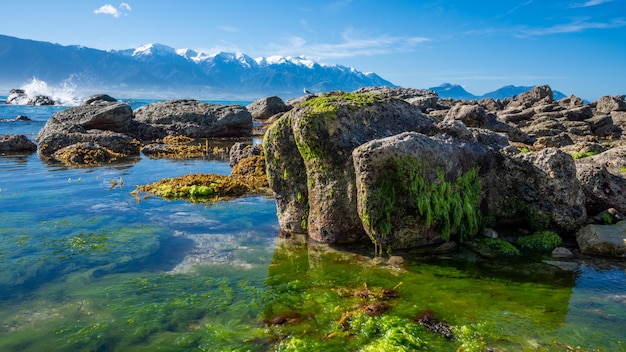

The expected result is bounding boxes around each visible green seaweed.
[515,231,562,252]
[620,167,626,173]
[363,156,481,247]
[472,238,521,258]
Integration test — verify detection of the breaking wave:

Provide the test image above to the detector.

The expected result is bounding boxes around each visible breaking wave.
[17,77,84,106]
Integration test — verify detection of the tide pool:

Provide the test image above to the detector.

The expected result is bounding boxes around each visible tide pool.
[1,102,625,351]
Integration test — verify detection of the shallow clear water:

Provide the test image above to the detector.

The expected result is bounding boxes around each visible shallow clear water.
[1,102,625,351]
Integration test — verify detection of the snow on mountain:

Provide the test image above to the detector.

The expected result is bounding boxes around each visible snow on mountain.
[0,35,397,99]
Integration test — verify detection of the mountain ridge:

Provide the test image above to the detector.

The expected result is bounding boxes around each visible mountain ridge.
[0,34,396,99]
[429,83,567,101]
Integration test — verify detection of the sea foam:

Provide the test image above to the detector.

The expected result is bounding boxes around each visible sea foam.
[18,77,84,106]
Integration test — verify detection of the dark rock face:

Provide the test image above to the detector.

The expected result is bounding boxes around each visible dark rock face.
[133,99,252,140]
[0,134,37,153]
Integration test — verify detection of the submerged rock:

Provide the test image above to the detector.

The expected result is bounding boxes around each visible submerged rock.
[576,221,626,257]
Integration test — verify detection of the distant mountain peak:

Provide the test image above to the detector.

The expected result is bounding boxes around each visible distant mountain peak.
[132,43,177,57]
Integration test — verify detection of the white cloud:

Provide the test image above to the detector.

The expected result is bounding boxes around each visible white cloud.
[519,17,626,36]
[571,0,612,8]
[94,3,131,18]
[269,31,430,59]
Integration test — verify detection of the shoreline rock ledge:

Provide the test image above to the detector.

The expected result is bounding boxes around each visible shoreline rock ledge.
[263,88,624,255]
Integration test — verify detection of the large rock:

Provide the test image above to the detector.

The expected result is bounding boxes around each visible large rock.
[264,92,435,243]
[576,221,626,257]
[493,147,587,231]
[36,100,137,161]
[246,96,291,121]
[133,99,252,140]
[576,147,626,214]
[595,95,626,114]
[508,85,554,109]
[0,134,37,153]
[353,130,500,248]
[38,101,133,138]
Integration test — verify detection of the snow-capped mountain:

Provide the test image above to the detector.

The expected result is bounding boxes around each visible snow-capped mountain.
[0,35,396,99]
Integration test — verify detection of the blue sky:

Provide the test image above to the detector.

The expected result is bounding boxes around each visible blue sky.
[1,0,625,100]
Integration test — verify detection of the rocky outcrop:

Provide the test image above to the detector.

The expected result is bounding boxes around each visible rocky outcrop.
[132,99,252,140]
[0,134,37,153]
[576,221,626,257]
[264,91,588,249]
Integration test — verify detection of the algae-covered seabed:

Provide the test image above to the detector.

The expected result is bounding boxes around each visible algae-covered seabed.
[0,155,625,351]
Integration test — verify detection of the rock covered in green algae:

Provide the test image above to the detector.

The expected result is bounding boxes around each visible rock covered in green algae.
[264,90,588,250]
[264,91,435,243]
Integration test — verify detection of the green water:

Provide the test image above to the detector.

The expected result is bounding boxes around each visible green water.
[0,151,625,351]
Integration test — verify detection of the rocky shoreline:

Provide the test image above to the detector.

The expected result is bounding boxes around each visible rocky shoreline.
[1,85,625,259]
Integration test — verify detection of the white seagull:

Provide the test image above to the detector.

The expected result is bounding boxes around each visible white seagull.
[303,88,313,95]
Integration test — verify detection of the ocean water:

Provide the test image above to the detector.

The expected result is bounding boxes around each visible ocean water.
[1,91,625,351]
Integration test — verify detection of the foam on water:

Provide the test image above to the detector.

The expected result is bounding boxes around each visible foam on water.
[18,77,84,106]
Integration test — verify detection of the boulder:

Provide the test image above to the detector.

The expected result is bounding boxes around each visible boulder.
[229,142,263,167]
[133,99,252,140]
[595,95,626,114]
[508,85,554,109]
[575,148,626,214]
[246,96,291,121]
[264,92,435,243]
[444,104,487,128]
[558,95,585,109]
[0,134,37,153]
[27,95,55,106]
[576,221,626,257]
[38,101,133,139]
[6,89,27,105]
[352,130,500,248]
[493,147,587,232]
[83,94,117,105]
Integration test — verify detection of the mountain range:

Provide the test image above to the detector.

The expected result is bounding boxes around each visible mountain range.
[0,34,395,99]
[428,83,567,101]
[0,34,568,101]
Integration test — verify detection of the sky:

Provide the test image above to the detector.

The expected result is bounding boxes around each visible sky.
[1,0,625,100]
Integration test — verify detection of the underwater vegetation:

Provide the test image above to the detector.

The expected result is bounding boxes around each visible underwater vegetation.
[137,153,269,203]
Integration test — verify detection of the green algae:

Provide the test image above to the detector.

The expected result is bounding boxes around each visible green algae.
[362,156,481,250]
[1,217,624,351]
[515,230,562,252]
[571,151,599,159]
[295,92,378,163]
